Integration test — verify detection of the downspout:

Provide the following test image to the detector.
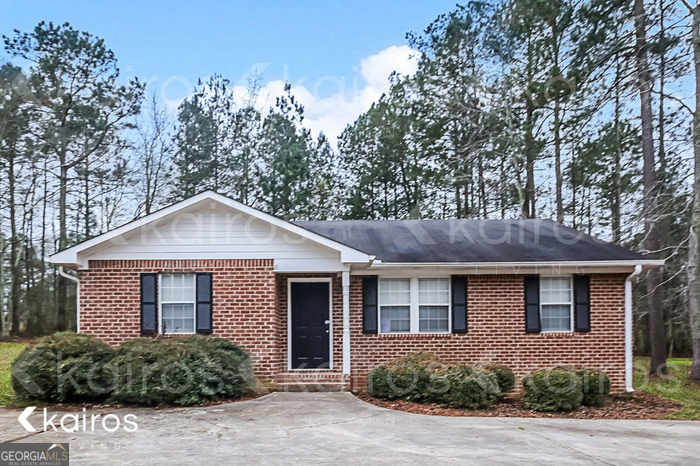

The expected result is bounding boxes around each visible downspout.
[625,264,643,392]
[58,266,80,333]
[342,270,351,377]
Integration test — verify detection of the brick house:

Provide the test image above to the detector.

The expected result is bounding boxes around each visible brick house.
[49,191,663,392]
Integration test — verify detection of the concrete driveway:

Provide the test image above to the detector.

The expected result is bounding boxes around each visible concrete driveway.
[1,392,698,465]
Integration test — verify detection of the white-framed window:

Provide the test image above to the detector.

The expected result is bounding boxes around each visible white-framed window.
[540,276,573,332]
[379,277,451,333]
[160,273,196,334]
[379,278,411,332]
[418,278,450,332]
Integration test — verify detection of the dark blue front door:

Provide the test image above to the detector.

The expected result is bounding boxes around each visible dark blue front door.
[290,282,330,369]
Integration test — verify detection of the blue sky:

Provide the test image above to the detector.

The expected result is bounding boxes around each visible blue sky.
[0,0,458,140]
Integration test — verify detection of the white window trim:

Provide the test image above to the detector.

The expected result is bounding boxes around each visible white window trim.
[378,277,452,334]
[158,273,197,335]
[287,277,334,371]
[539,275,574,333]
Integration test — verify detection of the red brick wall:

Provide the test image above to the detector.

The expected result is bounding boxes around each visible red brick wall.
[349,274,627,392]
[80,261,627,391]
[80,259,278,380]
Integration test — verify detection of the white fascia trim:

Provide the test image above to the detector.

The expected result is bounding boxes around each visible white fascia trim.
[363,260,665,269]
[49,191,372,268]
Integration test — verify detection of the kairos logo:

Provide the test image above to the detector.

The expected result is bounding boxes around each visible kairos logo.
[18,407,138,433]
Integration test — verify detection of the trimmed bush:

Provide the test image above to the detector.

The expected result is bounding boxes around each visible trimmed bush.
[578,369,611,407]
[483,364,515,394]
[522,368,583,412]
[429,365,500,409]
[109,336,253,406]
[367,352,444,401]
[12,332,115,402]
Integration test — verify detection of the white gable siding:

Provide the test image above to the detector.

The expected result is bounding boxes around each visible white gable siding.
[80,200,346,272]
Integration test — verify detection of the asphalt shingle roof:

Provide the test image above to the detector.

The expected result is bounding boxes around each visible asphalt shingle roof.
[294,219,646,263]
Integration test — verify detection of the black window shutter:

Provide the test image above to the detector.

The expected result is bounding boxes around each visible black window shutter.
[451,275,468,334]
[196,273,213,335]
[524,275,541,333]
[140,273,158,336]
[362,276,378,334]
[574,275,591,332]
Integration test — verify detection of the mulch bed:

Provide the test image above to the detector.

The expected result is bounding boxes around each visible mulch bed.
[355,391,685,420]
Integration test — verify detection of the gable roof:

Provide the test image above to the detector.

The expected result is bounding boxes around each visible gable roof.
[50,191,662,270]
[49,191,372,268]
[295,219,662,266]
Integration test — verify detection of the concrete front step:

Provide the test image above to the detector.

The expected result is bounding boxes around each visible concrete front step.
[275,372,349,392]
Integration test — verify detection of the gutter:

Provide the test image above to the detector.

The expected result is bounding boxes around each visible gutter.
[625,264,643,392]
[58,266,80,333]
[365,260,666,269]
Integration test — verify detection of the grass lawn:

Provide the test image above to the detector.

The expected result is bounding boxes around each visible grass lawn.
[635,357,700,420]
[0,342,26,407]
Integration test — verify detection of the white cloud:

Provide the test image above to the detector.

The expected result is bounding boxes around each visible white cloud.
[360,45,418,89]
[160,45,420,146]
[245,45,419,145]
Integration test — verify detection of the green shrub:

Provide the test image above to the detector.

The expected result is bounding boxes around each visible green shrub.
[522,368,583,412]
[109,336,253,406]
[12,332,115,402]
[429,365,500,409]
[367,352,443,401]
[483,364,515,394]
[578,369,611,407]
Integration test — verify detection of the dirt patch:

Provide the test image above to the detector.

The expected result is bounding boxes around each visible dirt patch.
[356,391,685,420]
[0,335,36,344]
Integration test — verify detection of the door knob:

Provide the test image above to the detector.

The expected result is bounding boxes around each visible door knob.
[325,320,331,325]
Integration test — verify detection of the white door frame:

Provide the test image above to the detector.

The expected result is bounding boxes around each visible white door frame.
[287,277,333,370]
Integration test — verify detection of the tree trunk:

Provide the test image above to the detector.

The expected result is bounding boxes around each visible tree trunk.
[524,106,536,219]
[552,20,564,224]
[612,57,622,243]
[84,157,90,239]
[687,4,700,381]
[0,232,4,335]
[57,163,69,332]
[477,151,487,218]
[8,148,21,334]
[634,0,667,374]
[554,98,563,223]
[40,161,48,278]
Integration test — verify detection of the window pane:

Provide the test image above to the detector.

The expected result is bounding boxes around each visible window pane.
[419,305,449,332]
[161,274,195,302]
[541,304,571,332]
[540,277,572,304]
[379,279,410,305]
[418,278,449,305]
[162,303,195,333]
[380,306,410,333]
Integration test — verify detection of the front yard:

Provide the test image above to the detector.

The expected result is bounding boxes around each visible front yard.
[1,338,699,419]
[0,342,26,406]
[634,357,700,419]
